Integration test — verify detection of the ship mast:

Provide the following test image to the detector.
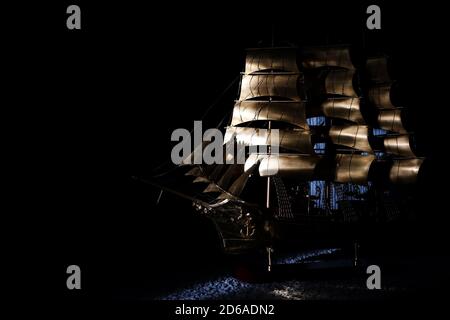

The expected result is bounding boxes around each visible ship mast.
[267,25,274,210]
[266,119,272,209]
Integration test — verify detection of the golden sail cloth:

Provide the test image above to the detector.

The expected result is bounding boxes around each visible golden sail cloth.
[244,153,320,179]
[245,47,299,74]
[320,97,365,124]
[364,54,423,184]
[230,101,308,129]
[383,134,416,158]
[389,158,424,184]
[301,45,355,70]
[223,127,313,154]
[305,69,358,99]
[329,125,373,153]
[368,85,396,109]
[377,109,407,133]
[335,154,376,184]
[239,74,302,101]
[324,69,357,97]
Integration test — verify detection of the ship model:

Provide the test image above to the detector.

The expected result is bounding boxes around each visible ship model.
[142,44,426,268]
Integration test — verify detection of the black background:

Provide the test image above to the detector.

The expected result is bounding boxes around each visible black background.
[9,0,449,310]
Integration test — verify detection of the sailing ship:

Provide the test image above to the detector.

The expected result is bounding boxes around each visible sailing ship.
[143,44,426,267]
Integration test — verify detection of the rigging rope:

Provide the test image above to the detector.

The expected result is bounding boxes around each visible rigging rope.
[273,176,294,220]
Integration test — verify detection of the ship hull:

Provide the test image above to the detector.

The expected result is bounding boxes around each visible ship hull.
[208,205,399,255]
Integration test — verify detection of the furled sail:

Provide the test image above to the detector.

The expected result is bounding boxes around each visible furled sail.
[301,45,355,70]
[321,97,365,124]
[335,154,376,184]
[230,100,308,128]
[329,125,373,152]
[245,48,299,74]
[223,127,313,154]
[389,158,424,184]
[239,74,302,101]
